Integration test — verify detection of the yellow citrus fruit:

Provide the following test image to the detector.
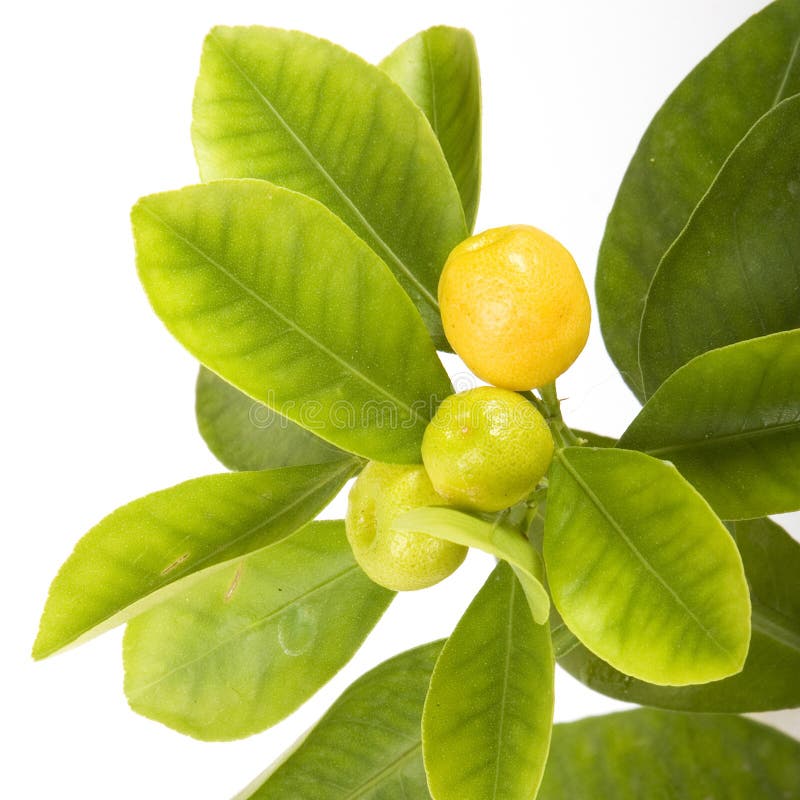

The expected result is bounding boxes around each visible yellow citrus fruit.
[345,462,467,591]
[438,224,591,390]
[422,386,554,512]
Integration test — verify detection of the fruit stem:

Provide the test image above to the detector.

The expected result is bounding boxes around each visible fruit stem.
[537,382,580,448]
[521,390,547,416]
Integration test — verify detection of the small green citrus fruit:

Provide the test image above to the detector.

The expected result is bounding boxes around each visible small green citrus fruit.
[345,462,467,591]
[422,386,554,512]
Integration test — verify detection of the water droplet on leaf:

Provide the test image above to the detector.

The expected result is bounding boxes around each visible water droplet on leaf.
[278,605,317,657]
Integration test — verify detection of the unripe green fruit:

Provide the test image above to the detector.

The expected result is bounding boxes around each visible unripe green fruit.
[345,462,467,591]
[421,386,554,512]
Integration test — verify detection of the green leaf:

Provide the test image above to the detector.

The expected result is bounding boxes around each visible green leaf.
[236,641,441,799]
[422,562,554,800]
[196,367,352,471]
[572,429,616,448]
[538,708,800,799]
[557,517,800,712]
[193,26,468,348]
[596,0,800,400]
[132,180,452,463]
[619,331,800,519]
[32,462,354,660]
[544,447,750,685]
[638,95,800,396]
[123,521,393,741]
[393,506,550,623]
[380,26,481,231]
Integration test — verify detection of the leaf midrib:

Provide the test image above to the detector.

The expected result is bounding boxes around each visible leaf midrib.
[422,34,440,135]
[39,462,356,659]
[635,42,800,398]
[555,450,736,662]
[207,31,439,314]
[127,563,361,697]
[636,417,800,458]
[140,203,424,426]
[491,577,515,800]
[773,35,800,105]
[340,743,421,800]
[751,599,800,653]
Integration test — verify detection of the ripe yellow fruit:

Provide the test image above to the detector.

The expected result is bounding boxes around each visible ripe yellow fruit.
[345,462,467,591]
[439,224,591,390]
[422,386,554,512]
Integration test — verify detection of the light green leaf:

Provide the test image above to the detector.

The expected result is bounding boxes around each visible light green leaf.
[393,506,550,623]
[596,0,800,400]
[380,26,481,231]
[123,521,393,741]
[620,331,800,519]
[638,96,800,396]
[423,562,554,800]
[132,180,452,463]
[544,447,750,685]
[32,462,355,660]
[193,26,468,348]
[196,367,352,471]
[557,517,800,712]
[539,709,800,799]
[236,641,441,799]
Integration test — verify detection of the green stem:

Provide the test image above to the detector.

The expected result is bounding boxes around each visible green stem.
[521,390,547,416]
[538,381,580,448]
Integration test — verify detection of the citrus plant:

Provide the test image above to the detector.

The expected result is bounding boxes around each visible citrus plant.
[34,3,800,798]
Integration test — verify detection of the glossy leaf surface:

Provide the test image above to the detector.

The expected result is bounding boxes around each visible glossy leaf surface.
[133,180,452,463]
[638,96,800,395]
[596,0,800,399]
[544,447,750,685]
[380,26,481,231]
[196,367,351,471]
[33,462,354,659]
[124,521,393,741]
[394,506,549,622]
[557,517,800,711]
[236,641,442,799]
[423,562,554,800]
[193,26,468,347]
[620,331,800,519]
[539,709,800,799]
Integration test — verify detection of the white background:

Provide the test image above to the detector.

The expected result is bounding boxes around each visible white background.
[4,0,799,797]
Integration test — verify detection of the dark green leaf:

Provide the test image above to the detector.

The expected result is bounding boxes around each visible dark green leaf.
[596,0,800,399]
[380,26,481,231]
[123,521,393,741]
[196,367,352,471]
[236,641,441,799]
[32,462,354,659]
[620,331,800,519]
[422,562,554,800]
[193,26,468,348]
[638,95,800,395]
[557,517,800,712]
[132,180,452,463]
[538,709,800,799]
[544,447,751,685]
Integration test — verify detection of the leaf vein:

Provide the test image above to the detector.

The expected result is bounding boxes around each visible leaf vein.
[555,450,736,661]
[643,418,800,458]
[208,32,439,313]
[127,564,361,697]
[139,204,424,424]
